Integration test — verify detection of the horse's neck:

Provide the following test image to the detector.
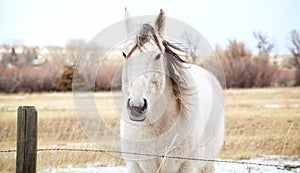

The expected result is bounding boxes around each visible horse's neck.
[154,77,180,129]
[164,77,179,112]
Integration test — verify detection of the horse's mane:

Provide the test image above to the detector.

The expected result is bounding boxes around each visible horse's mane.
[126,23,190,118]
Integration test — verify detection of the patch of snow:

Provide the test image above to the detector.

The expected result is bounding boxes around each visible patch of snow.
[289,104,300,109]
[39,165,126,173]
[262,104,300,109]
[42,106,75,111]
[263,104,283,109]
[215,157,300,173]
[39,157,300,173]
[7,107,18,111]
[15,96,25,100]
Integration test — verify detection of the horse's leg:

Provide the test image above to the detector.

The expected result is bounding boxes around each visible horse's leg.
[126,161,143,173]
[179,161,198,173]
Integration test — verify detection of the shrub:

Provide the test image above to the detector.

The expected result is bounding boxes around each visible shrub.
[72,64,121,91]
[95,65,121,91]
[275,69,296,86]
[57,64,85,91]
[219,40,279,88]
[0,63,63,92]
[252,55,278,87]
[0,66,20,92]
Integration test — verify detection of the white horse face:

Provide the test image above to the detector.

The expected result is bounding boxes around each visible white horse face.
[122,9,167,122]
[122,48,167,122]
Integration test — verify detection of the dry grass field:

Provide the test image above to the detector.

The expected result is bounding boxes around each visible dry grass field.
[0,88,300,172]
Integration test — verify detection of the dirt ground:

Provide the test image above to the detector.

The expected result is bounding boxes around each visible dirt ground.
[0,88,299,171]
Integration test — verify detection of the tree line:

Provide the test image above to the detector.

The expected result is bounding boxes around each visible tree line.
[0,29,299,92]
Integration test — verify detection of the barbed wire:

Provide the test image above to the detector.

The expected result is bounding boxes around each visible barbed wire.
[1,148,299,171]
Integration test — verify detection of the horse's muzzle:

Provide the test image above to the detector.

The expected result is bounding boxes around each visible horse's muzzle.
[127,98,148,121]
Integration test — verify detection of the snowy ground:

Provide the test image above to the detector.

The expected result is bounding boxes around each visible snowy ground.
[40,156,300,173]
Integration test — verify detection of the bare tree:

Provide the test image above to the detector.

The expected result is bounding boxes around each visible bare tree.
[65,39,87,64]
[289,29,300,86]
[224,40,250,59]
[253,31,274,55]
[290,30,300,68]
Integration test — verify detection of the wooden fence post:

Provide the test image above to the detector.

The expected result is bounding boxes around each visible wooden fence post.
[16,106,37,173]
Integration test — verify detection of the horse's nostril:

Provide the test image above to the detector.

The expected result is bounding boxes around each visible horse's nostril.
[127,98,131,108]
[142,99,148,111]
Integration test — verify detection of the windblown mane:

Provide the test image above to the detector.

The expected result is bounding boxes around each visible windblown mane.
[126,23,191,118]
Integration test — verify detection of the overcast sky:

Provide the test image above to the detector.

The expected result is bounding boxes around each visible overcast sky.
[0,0,299,53]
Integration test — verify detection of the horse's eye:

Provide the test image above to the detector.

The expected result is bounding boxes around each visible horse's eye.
[122,52,127,58]
[155,53,161,60]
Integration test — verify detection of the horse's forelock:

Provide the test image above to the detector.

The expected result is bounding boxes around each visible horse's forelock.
[126,24,162,58]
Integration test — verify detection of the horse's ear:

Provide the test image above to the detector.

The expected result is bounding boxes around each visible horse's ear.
[124,7,136,36]
[154,9,165,37]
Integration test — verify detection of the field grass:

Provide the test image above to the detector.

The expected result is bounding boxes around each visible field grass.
[0,88,300,171]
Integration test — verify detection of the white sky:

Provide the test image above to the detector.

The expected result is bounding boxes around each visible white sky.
[0,0,299,53]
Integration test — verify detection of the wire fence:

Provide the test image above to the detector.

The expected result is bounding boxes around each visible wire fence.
[1,147,299,171]
[3,106,299,172]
